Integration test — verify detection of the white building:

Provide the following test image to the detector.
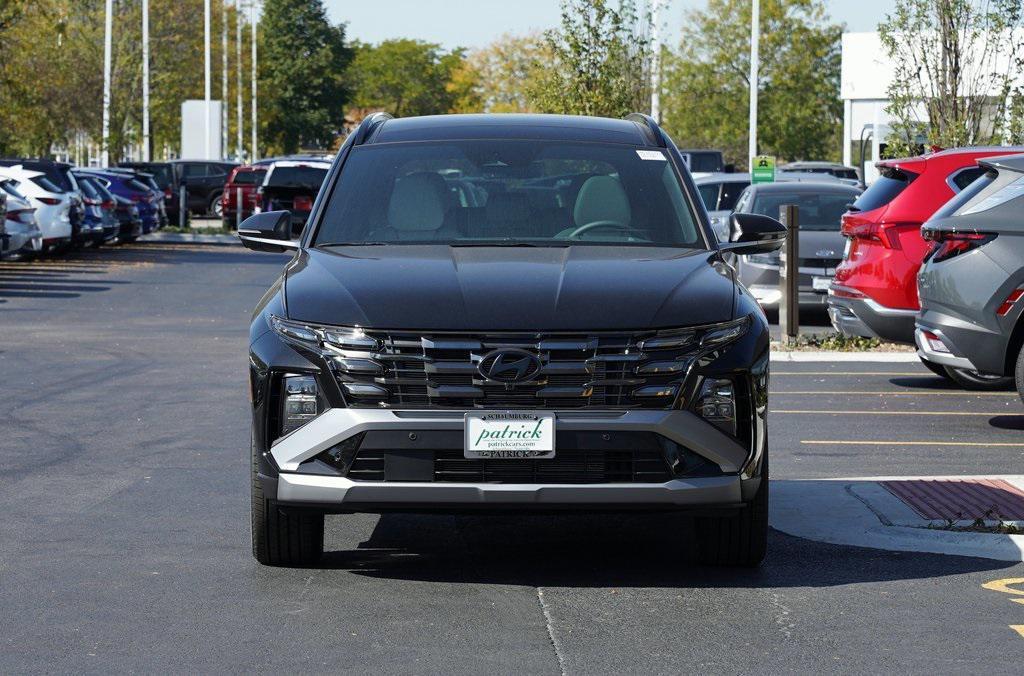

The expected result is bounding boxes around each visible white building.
[842,30,1020,183]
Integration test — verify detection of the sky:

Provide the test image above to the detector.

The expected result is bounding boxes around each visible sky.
[323,0,892,50]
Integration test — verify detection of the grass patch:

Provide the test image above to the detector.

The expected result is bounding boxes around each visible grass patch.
[772,331,912,352]
[927,510,1022,534]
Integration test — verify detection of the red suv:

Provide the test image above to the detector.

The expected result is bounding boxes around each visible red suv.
[221,165,267,228]
[830,147,1024,346]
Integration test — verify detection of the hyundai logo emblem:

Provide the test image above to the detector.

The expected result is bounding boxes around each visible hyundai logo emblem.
[478,349,542,385]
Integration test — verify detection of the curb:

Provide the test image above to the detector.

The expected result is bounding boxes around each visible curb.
[140,233,240,246]
[769,351,919,362]
[771,477,1024,562]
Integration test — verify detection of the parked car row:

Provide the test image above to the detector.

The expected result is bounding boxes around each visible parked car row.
[827,146,1024,391]
[0,157,168,259]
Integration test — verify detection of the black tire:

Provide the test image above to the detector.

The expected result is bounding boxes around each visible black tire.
[694,456,768,567]
[251,438,323,566]
[919,356,951,379]
[943,365,1014,391]
[209,192,223,218]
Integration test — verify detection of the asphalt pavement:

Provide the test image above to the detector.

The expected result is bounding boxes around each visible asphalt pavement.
[1,243,1022,675]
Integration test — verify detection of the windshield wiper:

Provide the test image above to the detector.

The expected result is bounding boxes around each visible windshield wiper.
[448,241,559,247]
[315,241,388,247]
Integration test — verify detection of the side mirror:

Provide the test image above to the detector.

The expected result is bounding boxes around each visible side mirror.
[718,212,786,255]
[237,210,298,253]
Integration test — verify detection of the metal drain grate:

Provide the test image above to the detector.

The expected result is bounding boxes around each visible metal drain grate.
[881,479,1024,521]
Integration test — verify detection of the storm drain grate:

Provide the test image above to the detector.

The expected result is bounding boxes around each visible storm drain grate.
[881,479,1024,521]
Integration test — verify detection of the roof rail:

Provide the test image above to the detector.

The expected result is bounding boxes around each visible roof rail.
[624,113,667,148]
[351,112,393,147]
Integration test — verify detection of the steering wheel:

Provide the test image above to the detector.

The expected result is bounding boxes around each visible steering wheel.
[565,220,648,240]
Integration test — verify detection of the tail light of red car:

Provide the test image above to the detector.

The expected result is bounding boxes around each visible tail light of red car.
[922,228,996,263]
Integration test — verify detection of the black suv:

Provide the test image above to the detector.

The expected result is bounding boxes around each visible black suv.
[167,160,237,217]
[239,113,785,567]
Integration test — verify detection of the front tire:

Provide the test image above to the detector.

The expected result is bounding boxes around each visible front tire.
[694,457,768,567]
[943,365,1013,391]
[1015,346,1024,406]
[209,192,223,218]
[251,439,323,566]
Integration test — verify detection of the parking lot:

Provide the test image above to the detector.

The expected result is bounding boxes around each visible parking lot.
[0,242,1022,674]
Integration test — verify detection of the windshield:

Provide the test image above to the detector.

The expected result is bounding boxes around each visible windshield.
[266,166,328,189]
[851,167,917,212]
[750,190,859,230]
[315,141,703,247]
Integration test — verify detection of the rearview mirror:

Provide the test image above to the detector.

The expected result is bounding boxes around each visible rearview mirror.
[237,211,298,253]
[718,212,786,255]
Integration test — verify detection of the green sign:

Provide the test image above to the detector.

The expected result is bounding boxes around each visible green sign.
[751,155,776,183]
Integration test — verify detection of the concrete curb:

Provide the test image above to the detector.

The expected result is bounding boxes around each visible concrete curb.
[770,477,1024,562]
[141,233,239,246]
[770,351,919,362]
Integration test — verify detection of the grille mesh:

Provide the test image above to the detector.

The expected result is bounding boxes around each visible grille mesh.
[329,330,694,409]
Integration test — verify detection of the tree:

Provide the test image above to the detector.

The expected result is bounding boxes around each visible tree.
[456,33,549,114]
[661,0,843,166]
[879,0,1024,156]
[348,39,464,117]
[259,0,350,153]
[527,0,651,118]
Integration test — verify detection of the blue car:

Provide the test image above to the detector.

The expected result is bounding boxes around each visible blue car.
[78,169,161,234]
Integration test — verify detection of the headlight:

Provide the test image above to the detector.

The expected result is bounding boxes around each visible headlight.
[280,374,320,435]
[695,377,736,436]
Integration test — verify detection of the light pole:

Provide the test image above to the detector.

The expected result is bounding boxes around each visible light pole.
[204,0,212,159]
[101,0,113,167]
[142,0,150,162]
[748,0,760,168]
[222,0,228,159]
[650,0,662,123]
[236,0,244,160]
[251,0,258,162]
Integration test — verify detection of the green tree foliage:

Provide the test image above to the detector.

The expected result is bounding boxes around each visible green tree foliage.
[456,33,550,113]
[661,0,842,166]
[348,39,465,117]
[527,0,651,117]
[879,0,1024,156]
[259,0,350,154]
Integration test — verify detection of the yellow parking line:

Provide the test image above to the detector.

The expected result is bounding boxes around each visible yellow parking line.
[773,391,1017,397]
[776,410,1011,416]
[802,440,1024,447]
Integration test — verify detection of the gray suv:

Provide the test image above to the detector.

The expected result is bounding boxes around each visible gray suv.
[916,154,1024,392]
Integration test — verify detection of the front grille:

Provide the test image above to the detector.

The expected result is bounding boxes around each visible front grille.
[348,448,673,483]
[329,330,695,409]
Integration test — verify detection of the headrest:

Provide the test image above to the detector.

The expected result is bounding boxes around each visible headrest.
[387,172,448,231]
[573,175,631,227]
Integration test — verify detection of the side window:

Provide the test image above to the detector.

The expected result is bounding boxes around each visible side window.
[719,182,749,211]
[206,163,228,178]
[183,163,208,178]
[697,183,720,210]
[733,188,752,213]
[950,167,986,191]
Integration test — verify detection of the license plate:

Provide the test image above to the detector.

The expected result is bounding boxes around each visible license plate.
[464,412,555,459]
[812,276,832,292]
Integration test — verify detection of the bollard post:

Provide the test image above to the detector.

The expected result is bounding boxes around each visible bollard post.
[0,192,7,252]
[236,186,242,229]
[178,183,187,229]
[778,204,800,344]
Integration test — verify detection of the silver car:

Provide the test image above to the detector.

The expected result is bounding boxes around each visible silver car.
[0,179,43,257]
[730,181,862,308]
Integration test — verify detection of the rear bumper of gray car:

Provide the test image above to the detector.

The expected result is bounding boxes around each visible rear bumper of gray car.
[263,408,759,511]
[916,311,1009,376]
[827,287,917,344]
[739,259,834,308]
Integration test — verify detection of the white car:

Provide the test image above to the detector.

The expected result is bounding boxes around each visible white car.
[0,166,72,249]
[0,180,43,256]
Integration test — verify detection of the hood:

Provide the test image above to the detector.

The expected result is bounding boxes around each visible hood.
[285,245,736,331]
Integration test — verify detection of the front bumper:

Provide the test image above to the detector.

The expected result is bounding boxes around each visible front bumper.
[827,288,917,344]
[266,408,756,509]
